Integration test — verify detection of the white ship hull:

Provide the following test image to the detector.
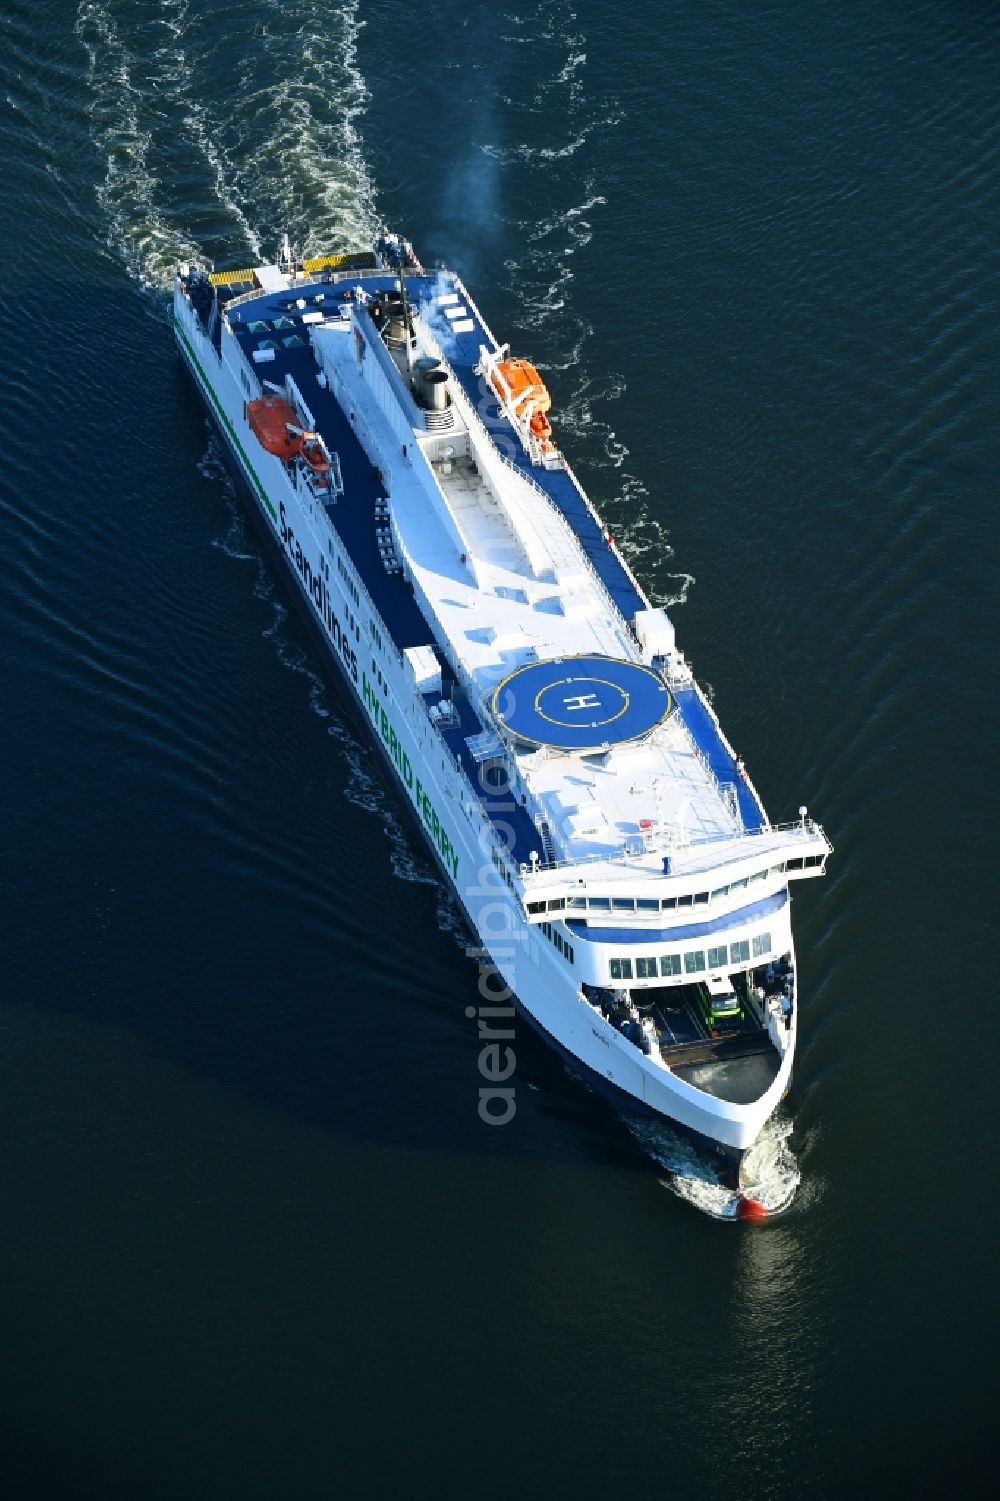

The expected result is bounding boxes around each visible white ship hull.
[173,245,826,1171]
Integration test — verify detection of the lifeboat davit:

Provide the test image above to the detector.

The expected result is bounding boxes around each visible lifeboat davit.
[301,433,330,477]
[490,357,551,421]
[247,396,303,461]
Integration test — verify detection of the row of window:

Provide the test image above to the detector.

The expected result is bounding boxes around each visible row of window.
[526,855,824,919]
[540,921,575,966]
[490,845,517,894]
[609,932,772,982]
[336,552,361,609]
[371,660,390,697]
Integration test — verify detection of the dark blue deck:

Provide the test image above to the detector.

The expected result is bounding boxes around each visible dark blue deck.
[224,272,766,850]
[228,285,544,867]
[432,694,545,869]
[441,322,648,625]
[227,270,648,628]
[230,294,433,654]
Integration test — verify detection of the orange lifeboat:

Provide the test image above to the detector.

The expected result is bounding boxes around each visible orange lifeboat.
[247,396,303,460]
[490,357,551,420]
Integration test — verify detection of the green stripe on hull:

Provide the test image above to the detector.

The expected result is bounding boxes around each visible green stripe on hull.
[173,317,277,522]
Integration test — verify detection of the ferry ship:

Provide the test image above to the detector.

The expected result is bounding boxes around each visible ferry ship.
[173,232,831,1185]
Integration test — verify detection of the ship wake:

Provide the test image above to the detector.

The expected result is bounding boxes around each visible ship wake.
[75,0,377,291]
[623,1112,801,1221]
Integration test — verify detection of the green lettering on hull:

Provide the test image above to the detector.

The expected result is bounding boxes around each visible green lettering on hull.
[364,675,459,878]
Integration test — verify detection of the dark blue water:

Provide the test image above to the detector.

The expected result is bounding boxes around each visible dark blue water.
[2,1,997,1494]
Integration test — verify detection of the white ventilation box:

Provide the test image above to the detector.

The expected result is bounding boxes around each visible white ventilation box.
[634,607,676,662]
[404,644,442,695]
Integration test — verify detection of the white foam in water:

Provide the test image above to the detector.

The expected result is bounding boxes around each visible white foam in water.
[160,0,264,264]
[76,0,378,289]
[624,1112,801,1221]
[75,0,203,287]
[655,572,697,609]
[487,14,669,590]
[199,438,443,899]
[204,0,379,259]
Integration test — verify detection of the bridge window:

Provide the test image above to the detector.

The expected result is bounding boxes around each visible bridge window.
[707,945,728,968]
[566,896,586,910]
[660,955,681,977]
[635,957,657,979]
[730,940,750,964]
[661,897,677,910]
[711,884,729,901]
[684,950,706,974]
[752,932,772,957]
[590,897,611,911]
[637,899,659,912]
[609,958,633,980]
[612,897,635,912]
[694,892,709,906]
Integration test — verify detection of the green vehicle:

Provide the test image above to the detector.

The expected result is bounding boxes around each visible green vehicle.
[697,974,744,1028]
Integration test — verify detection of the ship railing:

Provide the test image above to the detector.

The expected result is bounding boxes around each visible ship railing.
[494,452,626,626]
[431,351,631,634]
[344,544,404,668]
[518,816,831,882]
[664,709,745,831]
[292,477,404,668]
[449,270,649,627]
[224,333,264,400]
[559,454,651,617]
[220,265,373,315]
[669,675,771,835]
[420,698,532,887]
[317,339,394,493]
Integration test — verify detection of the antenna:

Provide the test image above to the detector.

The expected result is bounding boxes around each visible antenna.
[279,233,295,282]
[397,246,414,375]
